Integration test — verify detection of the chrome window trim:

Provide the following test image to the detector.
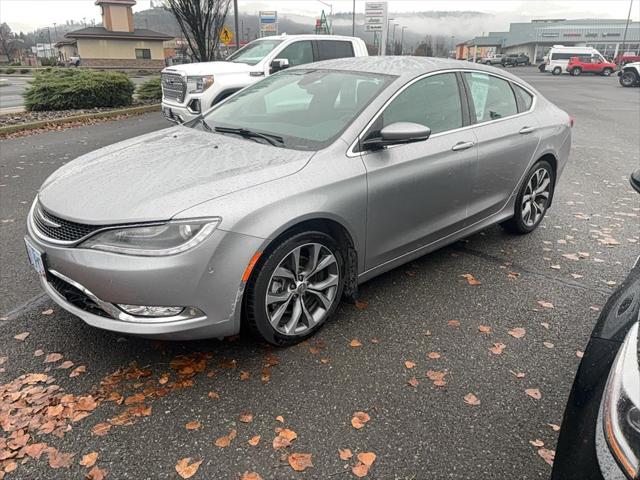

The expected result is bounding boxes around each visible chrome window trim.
[346,68,538,158]
[47,269,205,324]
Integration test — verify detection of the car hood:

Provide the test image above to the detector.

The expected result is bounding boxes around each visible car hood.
[163,61,255,76]
[38,126,313,225]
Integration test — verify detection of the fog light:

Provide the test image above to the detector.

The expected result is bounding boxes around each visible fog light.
[187,99,201,114]
[117,304,184,317]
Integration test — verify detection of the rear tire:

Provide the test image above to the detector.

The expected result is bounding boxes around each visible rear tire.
[552,66,562,75]
[501,160,555,234]
[245,231,345,346]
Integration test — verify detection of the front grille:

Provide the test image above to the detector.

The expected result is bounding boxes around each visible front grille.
[49,276,111,318]
[33,204,103,243]
[161,72,186,103]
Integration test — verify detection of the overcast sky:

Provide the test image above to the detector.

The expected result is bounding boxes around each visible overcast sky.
[1,0,637,32]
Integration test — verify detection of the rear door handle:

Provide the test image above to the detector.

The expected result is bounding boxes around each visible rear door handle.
[519,126,536,134]
[451,141,475,151]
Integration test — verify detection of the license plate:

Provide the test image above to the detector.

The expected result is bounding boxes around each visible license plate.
[24,238,46,278]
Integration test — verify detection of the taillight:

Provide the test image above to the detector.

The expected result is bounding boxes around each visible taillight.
[569,115,575,128]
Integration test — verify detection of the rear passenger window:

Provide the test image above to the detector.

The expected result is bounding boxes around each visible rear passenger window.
[512,83,533,111]
[277,41,313,67]
[380,72,463,134]
[316,41,354,61]
[464,72,518,122]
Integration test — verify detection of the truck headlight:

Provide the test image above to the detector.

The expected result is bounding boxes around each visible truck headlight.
[603,321,639,479]
[80,219,220,256]
[187,75,214,94]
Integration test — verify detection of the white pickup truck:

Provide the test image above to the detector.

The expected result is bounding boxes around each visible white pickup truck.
[161,34,369,123]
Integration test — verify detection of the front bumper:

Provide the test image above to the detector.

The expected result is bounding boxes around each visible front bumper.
[26,219,264,340]
[161,100,201,124]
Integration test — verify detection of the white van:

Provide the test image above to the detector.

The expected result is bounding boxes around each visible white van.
[545,45,604,75]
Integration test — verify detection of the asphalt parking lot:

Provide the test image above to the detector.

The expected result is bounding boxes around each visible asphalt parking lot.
[0,67,638,479]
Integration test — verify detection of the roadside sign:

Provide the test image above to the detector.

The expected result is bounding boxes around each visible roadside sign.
[219,25,234,45]
[365,1,388,55]
[259,10,278,37]
[365,24,383,31]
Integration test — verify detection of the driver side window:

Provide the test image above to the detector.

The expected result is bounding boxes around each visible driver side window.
[276,41,313,67]
[379,72,463,135]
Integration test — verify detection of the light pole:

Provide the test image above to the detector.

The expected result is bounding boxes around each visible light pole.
[400,26,406,55]
[392,23,399,55]
[619,0,634,64]
[384,17,394,54]
[233,0,239,50]
[352,0,355,37]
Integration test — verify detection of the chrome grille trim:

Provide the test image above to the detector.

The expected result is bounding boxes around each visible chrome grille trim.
[30,203,104,246]
[161,72,186,103]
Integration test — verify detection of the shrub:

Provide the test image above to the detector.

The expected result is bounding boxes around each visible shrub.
[5,68,16,74]
[25,68,135,111]
[0,69,4,74]
[136,77,162,100]
[19,68,29,74]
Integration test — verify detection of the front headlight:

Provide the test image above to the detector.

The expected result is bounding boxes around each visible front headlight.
[80,219,220,256]
[187,75,214,94]
[603,321,640,479]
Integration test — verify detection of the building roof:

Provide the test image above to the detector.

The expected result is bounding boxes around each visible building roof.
[95,0,136,5]
[65,26,172,41]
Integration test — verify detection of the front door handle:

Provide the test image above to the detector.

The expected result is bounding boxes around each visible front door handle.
[451,141,475,151]
[519,126,536,134]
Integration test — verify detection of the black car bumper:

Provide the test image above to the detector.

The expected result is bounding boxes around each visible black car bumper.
[552,261,640,480]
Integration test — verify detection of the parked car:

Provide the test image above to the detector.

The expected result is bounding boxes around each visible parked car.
[501,53,530,66]
[567,56,617,76]
[545,45,605,75]
[552,170,640,480]
[480,54,504,65]
[160,34,368,124]
[25,57,572,345]
[619,62,640,87]
[614,52,640,66]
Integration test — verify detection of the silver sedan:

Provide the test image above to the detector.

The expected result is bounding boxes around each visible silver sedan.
[25,57,572,345]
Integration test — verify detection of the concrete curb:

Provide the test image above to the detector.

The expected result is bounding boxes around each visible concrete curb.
[0,104,160,136]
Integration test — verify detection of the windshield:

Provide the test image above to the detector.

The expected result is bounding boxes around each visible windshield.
[226,39,283,65]
[201,69,394,150]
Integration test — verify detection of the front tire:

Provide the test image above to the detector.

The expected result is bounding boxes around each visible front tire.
[501,160,555,234]
[602,67,614,76]
[245,231,345,346]
[570,67,582,76]
[619,71,638,87]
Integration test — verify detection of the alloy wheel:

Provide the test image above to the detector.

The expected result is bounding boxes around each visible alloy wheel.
[265,243,339,336]
[521,168,551,227]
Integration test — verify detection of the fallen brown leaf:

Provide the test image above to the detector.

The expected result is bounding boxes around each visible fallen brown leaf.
[275,415,285,423]
[510,370,525,379]
[576,351,584,358]
[447,319,461,327]
[208,391,220,400]
[547,423,561,432]
[214,429,237,448]
[404,361,416,369]
[185,421,201,431]
[461,273,481,285]
[464,393,480,406]
[240,472,263,480]
[273,428,297,449]
[48,448,75,468]
[34,349,44,357]
[349,339,362,348]
[239,411,253,423]
[57,360,74,369]
[351,411,370,429]
[14,332,29,341]
[24,443,48,459]
[339,448,353,460]
[537,448,555,466]
[490,343,506,355]
[478,325,492,334]
[70,365,86,377]
[86,466,108,480]
[525,388,542,400]
[355,300,368,310]
[42,308,54,315]
[175,458,203,479]
[537,300,554,309]
[248,435,261,446]
[508,327,526,339]
[427,352,441,359]
[408,377,419,388]
[529,439,544,447]
[287,453,313,472]
[92,423,111,436]
[352,463,370,478]
[80,452,99,468]
[543,341,554,349]
[240,370,250,381]
[44,353,63,363]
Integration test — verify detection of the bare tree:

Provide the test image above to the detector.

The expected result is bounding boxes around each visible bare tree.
[166,0,231,62]
[0,23,19,63]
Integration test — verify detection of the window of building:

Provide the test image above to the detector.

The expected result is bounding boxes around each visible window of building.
[135,48,151,60]
[316,40,354,61]
[379,72,463,135]
[464,72,518,123]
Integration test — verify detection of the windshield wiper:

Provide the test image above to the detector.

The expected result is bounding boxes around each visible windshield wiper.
[214,126,284,147]
[190,115,213,132]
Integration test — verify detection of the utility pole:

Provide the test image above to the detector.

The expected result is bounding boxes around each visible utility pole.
[47,27,52,58]
[619,0,634,64]
[352,0,355,36]
[233,0,240,50]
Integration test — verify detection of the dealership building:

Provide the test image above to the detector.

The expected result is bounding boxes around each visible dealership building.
[457,18,640,62]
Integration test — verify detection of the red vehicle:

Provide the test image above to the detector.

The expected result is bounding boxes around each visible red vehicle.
[614,52,640,65]
[567,55,616,76]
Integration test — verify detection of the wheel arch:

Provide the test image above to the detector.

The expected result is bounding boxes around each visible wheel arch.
[533,152,558,206]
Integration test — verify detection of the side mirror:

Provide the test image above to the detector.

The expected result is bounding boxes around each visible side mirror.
[361,122,431,150]
[270,58,289,73]
[630,169,640,194]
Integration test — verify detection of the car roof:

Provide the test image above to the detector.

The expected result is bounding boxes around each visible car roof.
[290,56,525,83]
[254,34,360,41]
